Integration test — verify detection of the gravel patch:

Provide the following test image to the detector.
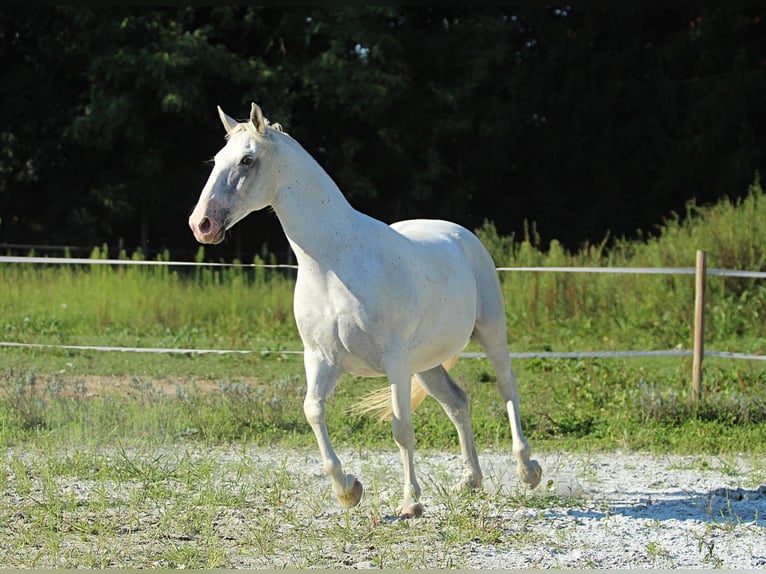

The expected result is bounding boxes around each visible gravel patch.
[2,446,764,568]
[462,451,766,568]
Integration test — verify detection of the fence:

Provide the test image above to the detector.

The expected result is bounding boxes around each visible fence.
[2,250,765,401]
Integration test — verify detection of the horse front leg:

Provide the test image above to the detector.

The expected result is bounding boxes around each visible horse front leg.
[387,359,423,517]
[303,352,363,509]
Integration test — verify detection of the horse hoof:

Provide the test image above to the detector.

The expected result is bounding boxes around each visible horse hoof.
[398,502,424,518]
[337,477,363,508]
[518,459,543,489]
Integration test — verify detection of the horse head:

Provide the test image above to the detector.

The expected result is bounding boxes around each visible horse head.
[189,102,276,244]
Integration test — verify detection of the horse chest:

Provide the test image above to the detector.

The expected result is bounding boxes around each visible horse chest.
[292,269,410,373]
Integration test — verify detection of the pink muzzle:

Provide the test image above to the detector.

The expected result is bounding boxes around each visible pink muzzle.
[189,199,226,244]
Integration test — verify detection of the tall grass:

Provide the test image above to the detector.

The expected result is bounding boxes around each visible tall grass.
[0,245,297,350]
[477,175,766,352]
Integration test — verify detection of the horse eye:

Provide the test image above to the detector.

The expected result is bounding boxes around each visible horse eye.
[240,156,253,166]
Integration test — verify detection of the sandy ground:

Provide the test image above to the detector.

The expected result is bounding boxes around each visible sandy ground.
[438,450,766,569]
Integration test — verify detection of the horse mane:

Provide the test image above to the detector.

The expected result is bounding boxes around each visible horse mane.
[226,118,286,140]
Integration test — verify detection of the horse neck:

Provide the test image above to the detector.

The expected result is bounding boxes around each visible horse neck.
[269,134,361,265]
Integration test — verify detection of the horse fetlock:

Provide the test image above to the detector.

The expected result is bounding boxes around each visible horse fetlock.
[512,442,532,463]
[335,474,363,509]
[517,459,543,489]
[396,483,423,517]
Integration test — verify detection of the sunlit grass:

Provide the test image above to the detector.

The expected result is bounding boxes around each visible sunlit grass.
[479,175,766,353]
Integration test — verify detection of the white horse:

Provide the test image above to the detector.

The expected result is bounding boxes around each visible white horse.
[189,103,542,516]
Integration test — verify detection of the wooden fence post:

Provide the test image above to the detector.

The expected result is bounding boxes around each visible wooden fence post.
[692,250,707,402]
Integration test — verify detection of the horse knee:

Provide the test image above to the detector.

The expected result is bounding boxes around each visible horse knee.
[303,397,324,426]
[391,416,415,449]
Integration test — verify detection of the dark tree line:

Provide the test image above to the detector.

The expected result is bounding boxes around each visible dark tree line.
[1,7,764,260]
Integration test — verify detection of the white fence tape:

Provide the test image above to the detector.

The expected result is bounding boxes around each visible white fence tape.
[1,341,764,361]
[2,255,766,278]
[498,266,766,278]
[0,255,298,269]
[0,341,299,355]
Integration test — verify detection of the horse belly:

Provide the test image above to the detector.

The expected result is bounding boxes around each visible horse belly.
[386,220,485,371]
[406,266,477,372]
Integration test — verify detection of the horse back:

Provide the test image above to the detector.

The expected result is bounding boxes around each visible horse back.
[390,218,505,319]
[390,219,498,282]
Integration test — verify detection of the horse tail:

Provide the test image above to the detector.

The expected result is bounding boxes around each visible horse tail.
[349,354,460,422]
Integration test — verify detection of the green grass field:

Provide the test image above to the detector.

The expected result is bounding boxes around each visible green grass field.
[1,177,766,454]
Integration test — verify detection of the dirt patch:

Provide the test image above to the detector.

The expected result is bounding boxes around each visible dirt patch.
[0,372,264,399]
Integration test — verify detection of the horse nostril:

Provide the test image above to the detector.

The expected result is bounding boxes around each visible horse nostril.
[199,217,211,234]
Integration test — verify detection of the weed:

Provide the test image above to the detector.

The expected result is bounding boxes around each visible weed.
[1,370,47,431]
[693,528,725,568]
[645,540,673,566]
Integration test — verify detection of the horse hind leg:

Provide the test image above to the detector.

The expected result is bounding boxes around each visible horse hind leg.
[415,365,483,492]
[473,322,542,490]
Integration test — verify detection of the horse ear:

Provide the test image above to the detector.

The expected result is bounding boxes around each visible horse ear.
[218,106,239,135]
[249,102,267,135]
